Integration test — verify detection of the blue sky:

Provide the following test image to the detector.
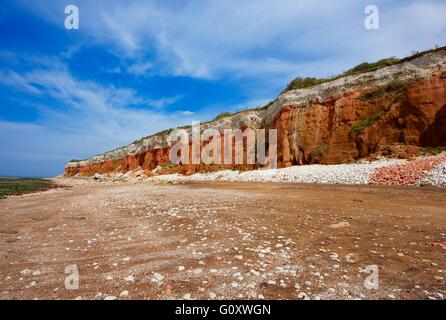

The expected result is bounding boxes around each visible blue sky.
[0,0,445,177]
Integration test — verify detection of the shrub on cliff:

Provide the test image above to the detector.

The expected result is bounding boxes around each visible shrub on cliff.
[311,144,329,158]
[213,112,233,121]
[282,77,328,93]
[358,79,412,101]
[422,147,441,156]
[282,58,401,94]
[349,112,385,139]
[343,57,399,76]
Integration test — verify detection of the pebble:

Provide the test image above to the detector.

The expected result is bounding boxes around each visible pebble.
[183,293,192,300]
[297,292,309,300]
[152,273,165,282]
[193,269,202,275]
[329,222,350,229]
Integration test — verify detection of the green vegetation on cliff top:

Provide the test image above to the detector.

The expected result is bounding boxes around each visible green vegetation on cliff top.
[282,46,445,94]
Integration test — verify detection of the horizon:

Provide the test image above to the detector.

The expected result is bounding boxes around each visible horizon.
[1,0,446,177]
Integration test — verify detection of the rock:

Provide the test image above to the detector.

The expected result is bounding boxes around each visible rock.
[20,269,33,276]
[93,173,104,181]
[178,266,185,271]
[183,293,192,300]
[104,296,117,300]
[124,275,134,283]
[330,253,339,261]
[297,292,309,300]
[119,290,129,298]
[250,270,260,276]
[152,273,165,282]
[209,292,217,299]
[329,222,351,229]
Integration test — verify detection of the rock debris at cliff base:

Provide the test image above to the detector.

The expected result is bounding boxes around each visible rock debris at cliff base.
[67,153,446,188]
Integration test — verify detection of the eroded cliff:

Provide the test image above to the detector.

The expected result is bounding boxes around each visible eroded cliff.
[65,48,446,176]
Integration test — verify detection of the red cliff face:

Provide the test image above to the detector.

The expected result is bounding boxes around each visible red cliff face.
[65,49,446,177]
[272,76,446,167]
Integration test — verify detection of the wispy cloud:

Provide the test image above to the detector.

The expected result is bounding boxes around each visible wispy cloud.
[0,54,199,176]
[18,0,446,81]
[126,61,153,76]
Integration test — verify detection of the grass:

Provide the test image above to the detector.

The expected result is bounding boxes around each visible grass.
[342,57,400,76]
[213,112,233,121]
[349,112,385,139]
[0,178,53,199]
[358,79,413,101]
[281,46,446,94]
[131,128,174,145]
[281,57,401,94]
[422,147,441,156]
[311,144,329,158]
[282,77,329,93]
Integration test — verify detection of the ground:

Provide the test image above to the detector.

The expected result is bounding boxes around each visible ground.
[0,180,445,300]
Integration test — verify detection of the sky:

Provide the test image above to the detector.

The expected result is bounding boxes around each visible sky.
[0,0,445,177]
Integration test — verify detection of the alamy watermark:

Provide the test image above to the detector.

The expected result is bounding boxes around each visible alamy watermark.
[363,264,379,290]
[364,5,379,30]
[65,264,79,290]
[65,5,79,30]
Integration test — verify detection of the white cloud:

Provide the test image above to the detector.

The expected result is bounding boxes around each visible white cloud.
[20,0,446,81]
[126,61,153,76]
[175,110,195,116]
[0,58,200,176]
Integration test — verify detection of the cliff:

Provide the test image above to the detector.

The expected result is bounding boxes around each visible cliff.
[65,48,446,177]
